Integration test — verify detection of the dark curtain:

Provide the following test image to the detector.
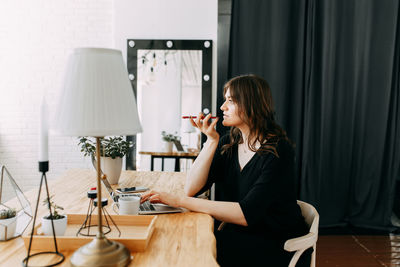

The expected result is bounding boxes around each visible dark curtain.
[228,0,400,229]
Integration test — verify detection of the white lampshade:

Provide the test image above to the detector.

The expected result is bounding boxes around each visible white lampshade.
[52,47,142,136]
[181,119,196,133]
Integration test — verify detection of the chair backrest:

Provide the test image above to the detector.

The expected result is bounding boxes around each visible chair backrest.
[284,200,319,267]
[297,200,319,236]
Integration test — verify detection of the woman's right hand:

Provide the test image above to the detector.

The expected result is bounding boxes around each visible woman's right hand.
[190,113,219,142]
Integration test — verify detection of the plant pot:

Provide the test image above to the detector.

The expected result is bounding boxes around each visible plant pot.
[163,141,173,153]
[41,215,68,236]
[101,156,123,185]
[0,216,17,240]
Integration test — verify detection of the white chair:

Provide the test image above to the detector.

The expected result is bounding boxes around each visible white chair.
[284,200,319,267]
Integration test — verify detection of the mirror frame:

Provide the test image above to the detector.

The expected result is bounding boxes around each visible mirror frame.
[126,39,213,170]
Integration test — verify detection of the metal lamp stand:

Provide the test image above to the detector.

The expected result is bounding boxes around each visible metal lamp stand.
[70,137,131,267]
[22,161,64,267]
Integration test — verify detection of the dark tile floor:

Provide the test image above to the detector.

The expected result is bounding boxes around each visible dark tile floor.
[318,228,400,267]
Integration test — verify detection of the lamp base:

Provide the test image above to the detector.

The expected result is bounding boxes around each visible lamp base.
[70,236,131,267]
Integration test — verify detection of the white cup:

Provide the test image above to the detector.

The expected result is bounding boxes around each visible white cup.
[112,196,140,215]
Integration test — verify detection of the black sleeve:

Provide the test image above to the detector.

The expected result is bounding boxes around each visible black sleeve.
[239,140,296,227]
[195,135,229,196]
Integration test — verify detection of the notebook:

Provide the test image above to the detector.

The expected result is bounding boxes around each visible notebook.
[101,176,183,215]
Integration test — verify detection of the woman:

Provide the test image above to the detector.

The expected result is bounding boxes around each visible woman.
[141,74,311,266]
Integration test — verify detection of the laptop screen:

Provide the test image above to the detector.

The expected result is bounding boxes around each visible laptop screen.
[101,176,116,199]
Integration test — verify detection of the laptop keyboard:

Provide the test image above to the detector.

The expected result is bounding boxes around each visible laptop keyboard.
[140,201,155,211]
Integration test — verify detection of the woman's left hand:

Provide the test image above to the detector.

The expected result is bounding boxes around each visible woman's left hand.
[140,190,184,208]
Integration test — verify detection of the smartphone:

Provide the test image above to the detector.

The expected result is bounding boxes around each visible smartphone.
[116,186,149,194]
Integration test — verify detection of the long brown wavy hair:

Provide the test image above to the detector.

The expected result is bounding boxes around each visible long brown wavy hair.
[221,74,291,157]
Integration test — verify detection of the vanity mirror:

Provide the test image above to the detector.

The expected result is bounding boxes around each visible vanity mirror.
[126,40,212,170]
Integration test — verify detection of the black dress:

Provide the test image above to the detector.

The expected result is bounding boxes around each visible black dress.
[197,135,311,267]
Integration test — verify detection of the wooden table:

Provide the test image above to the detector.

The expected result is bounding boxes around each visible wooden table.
[0,169,218,267]
[139,151,199,171]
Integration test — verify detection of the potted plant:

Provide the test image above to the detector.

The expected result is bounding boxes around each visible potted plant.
[41,195,67,236]
[161,131,180,152]
[78,136,133,184]
[0,207,17,240]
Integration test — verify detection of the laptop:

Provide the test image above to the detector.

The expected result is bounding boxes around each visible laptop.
[173,140,185,152]
[101,176,183,215]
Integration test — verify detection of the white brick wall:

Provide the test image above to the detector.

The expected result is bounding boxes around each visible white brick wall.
[0,0,113,200]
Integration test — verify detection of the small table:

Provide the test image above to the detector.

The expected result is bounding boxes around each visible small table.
[139,151,199,171]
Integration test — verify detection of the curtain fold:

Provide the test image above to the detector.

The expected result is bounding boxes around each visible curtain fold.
[228,0,400,229]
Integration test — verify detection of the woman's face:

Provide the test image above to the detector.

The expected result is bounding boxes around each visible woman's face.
[220,88,244,127]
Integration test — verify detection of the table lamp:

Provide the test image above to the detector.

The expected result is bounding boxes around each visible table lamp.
[52,48,142,267]
[181,119,196,150]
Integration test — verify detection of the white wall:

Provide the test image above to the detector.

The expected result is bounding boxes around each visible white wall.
[0,0,218,198]
[114,0,218,170]
[0,0,113,199]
